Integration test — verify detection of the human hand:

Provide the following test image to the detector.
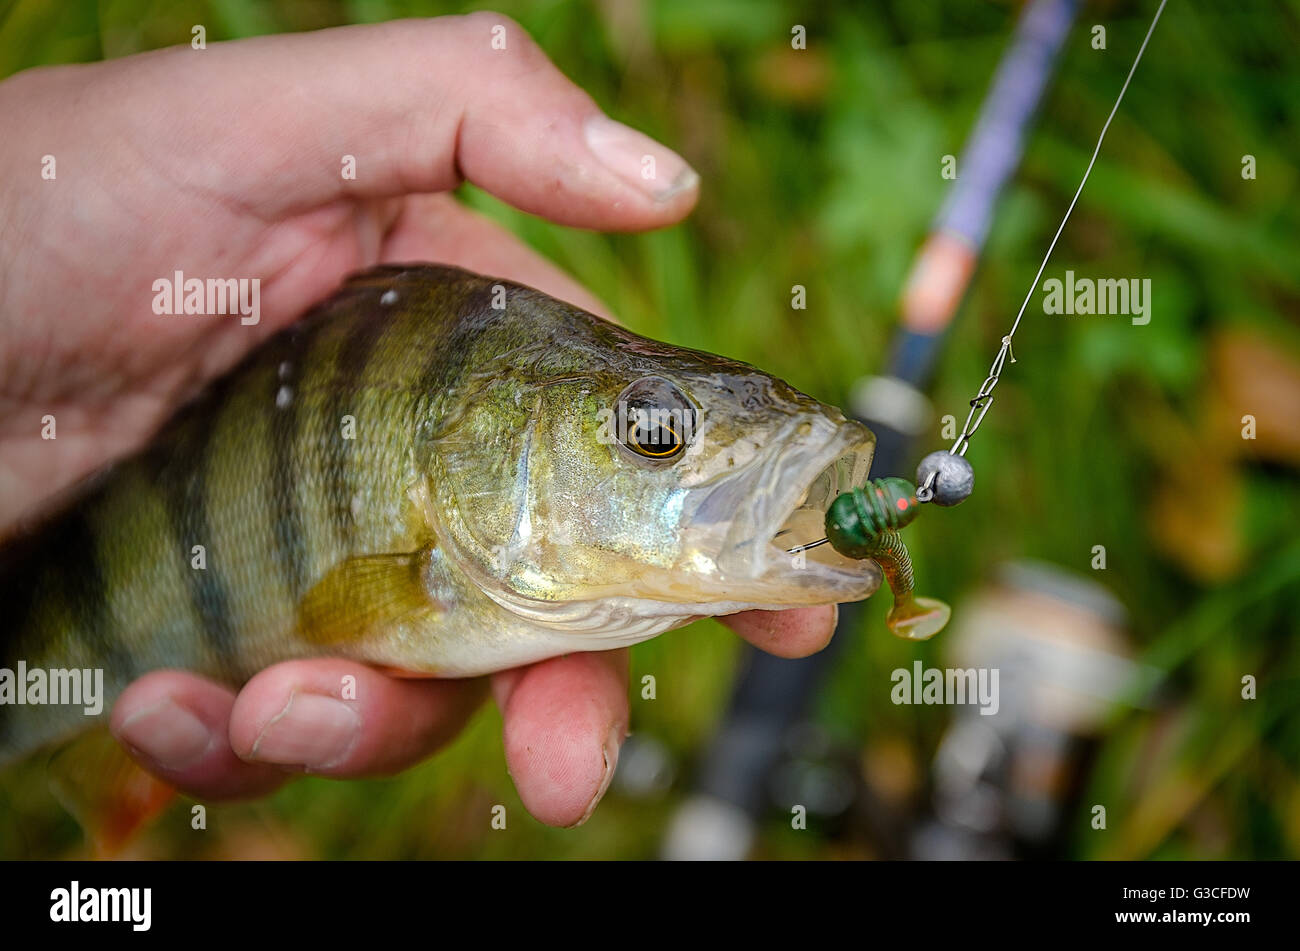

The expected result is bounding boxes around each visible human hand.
[0,14,840,826]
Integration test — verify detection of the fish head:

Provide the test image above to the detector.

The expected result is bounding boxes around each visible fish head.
[425,290,882,632]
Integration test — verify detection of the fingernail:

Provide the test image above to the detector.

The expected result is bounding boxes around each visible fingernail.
[248,692,360,770]
[571,723,625,828]
[584,115,698,202]
[116,699,213,770]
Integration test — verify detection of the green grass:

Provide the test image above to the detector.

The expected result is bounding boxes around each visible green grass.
[2,0,1298,859]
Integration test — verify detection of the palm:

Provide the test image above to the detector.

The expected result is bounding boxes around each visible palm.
[2,185,397,530]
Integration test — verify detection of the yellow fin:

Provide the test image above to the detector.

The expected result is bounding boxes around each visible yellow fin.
[298,548,442,645]
[49,730,175,858]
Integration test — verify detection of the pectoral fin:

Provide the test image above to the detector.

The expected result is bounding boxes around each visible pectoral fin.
[297,548,443,646]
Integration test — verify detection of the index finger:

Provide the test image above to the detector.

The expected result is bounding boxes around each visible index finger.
[53,13,698,229]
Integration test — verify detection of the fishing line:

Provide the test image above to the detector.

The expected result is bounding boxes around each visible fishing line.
[789,0,1168,556]
[918,0,1168,495]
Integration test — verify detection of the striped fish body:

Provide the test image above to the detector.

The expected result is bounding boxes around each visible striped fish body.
[3,266,532,760]
[1,264,884,763]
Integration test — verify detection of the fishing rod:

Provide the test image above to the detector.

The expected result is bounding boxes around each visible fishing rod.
[664,0,1168,860]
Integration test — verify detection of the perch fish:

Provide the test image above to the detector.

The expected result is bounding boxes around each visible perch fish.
[1,264,901,769]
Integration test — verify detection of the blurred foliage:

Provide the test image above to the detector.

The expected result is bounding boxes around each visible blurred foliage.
[1,0,1298,859]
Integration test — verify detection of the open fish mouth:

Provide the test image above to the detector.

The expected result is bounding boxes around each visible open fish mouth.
[706,416,884,605]
[769,444,871,562]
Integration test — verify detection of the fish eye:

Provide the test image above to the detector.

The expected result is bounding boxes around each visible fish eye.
[612,376,696,463]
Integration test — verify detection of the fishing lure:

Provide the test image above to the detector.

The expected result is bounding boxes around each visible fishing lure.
[785,466,963,641]
[824,477,950,641]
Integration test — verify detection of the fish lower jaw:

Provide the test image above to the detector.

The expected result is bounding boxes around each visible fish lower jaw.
[754,525,884,601]
[481,587,714,642]
[479,584,876,650]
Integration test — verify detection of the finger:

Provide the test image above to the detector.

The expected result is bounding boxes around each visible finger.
[491,650,628,828]
[227,659,486,777]
[110,671,287,800]
[719,604,839,658]
[91,14,698,229]
[379,194,613,318]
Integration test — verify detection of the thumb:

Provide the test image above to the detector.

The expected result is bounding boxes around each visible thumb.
[98,13,698,230]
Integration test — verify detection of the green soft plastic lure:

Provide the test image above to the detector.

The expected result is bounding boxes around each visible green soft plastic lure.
[824,477,951,641]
